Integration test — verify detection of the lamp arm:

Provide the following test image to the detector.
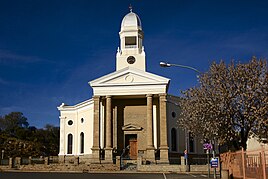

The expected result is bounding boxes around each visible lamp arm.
[170,64,200,73]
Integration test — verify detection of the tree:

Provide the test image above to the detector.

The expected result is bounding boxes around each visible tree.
[0,112,29,135]
[179,57,268,150]
[0,112,59,157]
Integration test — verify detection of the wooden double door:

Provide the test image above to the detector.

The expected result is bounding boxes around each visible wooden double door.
[125,134,137,159]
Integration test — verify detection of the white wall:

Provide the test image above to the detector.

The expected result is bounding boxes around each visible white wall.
[58,100,94,156]
[247,137,268,150]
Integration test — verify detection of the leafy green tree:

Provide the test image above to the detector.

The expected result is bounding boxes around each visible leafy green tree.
[0,112,59,157]
[179,57,268,150]
[0,112,29,135]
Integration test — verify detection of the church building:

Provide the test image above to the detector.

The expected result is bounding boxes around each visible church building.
[58,9,204,164]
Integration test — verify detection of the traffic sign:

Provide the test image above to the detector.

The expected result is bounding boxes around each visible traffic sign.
[203,143,213,150]
[210,157,219,168]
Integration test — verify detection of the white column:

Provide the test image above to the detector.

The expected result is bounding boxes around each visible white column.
[153,105,157,148]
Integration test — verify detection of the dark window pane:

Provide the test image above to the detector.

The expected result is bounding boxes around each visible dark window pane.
[67,134,73,154]
[171,128,177,151]
[125,36,136,46]
[80,132,84,154]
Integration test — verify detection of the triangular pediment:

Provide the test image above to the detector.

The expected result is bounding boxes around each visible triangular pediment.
[89,67,169,87]
[122,123,143,131]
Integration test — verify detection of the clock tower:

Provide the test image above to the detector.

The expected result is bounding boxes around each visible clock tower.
[116,8,146,71]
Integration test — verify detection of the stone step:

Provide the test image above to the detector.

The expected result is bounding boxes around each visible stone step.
[122,159,137,164]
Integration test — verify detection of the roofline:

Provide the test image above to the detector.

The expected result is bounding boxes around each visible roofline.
[89,66,170,86]
[57,98,93,111]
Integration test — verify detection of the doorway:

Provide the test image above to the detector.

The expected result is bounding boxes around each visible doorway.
[125,134,137,159]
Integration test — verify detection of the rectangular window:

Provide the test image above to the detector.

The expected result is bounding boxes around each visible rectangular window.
[125,36,137,48]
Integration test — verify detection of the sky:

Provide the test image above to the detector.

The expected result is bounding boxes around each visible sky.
[0,0,268,128]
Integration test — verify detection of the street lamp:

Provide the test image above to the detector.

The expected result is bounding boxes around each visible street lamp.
[160,61,200,172]
[159,61,200,73]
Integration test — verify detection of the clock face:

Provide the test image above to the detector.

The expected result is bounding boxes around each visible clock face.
[127,56,136,64]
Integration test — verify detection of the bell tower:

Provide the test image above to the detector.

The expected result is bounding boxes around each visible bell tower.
[116,7,146,71]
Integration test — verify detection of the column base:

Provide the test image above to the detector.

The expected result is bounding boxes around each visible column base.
[159,146,169,164]
[91,147,100,164]
[146,147,155,163]
[104,147,113,164]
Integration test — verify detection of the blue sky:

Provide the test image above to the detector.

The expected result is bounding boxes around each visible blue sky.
[0,0,268,128]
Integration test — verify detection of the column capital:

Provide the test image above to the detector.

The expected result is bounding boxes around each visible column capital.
[159,93,167,97]
[159,93,167,101]
[106,95,112,98]
[146,94,153,98]
[93,95,100,100]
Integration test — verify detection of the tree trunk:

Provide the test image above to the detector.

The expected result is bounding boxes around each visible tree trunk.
[240,126,249,150]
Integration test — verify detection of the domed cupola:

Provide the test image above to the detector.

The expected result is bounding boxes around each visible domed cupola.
[121,11,142,31]
[116,6,146,71]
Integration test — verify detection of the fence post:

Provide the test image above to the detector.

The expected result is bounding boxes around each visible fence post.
[181,156,185,165]
[9,158,13,168]
[261,146,266,179]
[45,157,49,165]
[14,157,21,168]
[28,156,32,165]
[116,156,121,169]
[241,148,246,179]
[222,169,229,179]
[227,151,231,176]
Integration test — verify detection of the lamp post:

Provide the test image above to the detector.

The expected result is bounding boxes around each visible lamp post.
[184,129,189,171]
[160,61,200,172]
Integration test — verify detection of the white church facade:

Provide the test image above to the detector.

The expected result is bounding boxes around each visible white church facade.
[58,9,204,164]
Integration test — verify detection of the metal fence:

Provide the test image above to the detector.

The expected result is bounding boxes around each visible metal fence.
[221,147,268,179]
[31,157,45,164]
[190,157,208,165]
[49,156,59,164]
[0,159,9,165]
[0,156,59,166]
[21,158,29,165]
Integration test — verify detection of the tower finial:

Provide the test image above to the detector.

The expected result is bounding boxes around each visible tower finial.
[129,4,133,12]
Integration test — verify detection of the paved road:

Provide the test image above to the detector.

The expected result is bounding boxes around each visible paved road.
[0,172,216,179]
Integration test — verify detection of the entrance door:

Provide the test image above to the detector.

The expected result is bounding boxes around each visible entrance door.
[129,138,137,159]
[125,134,137,159]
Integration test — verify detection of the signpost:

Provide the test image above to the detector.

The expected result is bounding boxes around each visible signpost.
[204,143,212,178]
[211,157,219,179]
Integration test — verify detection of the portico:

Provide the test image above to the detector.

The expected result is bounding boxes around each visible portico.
[90,93,169,163]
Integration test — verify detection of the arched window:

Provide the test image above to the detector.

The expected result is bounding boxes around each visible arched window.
[67,134,73,154]
[80,132,84,154]
[171,128,177,151]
